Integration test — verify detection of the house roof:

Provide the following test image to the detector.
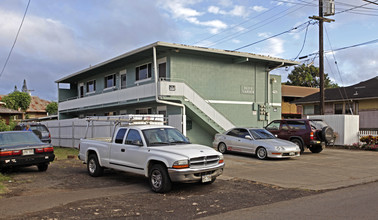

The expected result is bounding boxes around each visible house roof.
[0,95,50,113]
[56,41,299,83]
[0,106,22,115]
[282,85,319,98]
[293,76,378,104]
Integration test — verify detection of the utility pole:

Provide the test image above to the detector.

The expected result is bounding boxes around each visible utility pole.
[310,0,334,115]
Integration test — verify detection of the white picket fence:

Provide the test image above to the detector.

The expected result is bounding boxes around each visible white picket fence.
[358,130,378,141]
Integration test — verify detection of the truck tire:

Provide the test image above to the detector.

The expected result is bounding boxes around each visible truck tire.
[149,164,172,193]
[310,145,323,153]
[87,154,104,177]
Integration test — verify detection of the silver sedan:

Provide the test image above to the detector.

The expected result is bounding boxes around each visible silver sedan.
[213,128,300,160]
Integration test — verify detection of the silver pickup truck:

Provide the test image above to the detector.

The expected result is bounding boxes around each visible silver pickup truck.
[78,116,225,193]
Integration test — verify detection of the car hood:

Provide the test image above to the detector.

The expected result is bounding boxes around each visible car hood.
[151,144,221,158]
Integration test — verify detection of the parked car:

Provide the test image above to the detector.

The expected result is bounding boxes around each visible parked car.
[265,119,334,154]
[14,123,51,143]
[0,131,55,172]
[213,128,300,160]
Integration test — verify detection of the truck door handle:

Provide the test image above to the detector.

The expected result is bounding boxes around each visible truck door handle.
[121,149,125,152]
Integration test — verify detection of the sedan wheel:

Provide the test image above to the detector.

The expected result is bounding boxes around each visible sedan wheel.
[218,143,227,153]
[256,147,268,160]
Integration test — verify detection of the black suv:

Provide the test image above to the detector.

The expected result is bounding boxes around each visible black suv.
[265,119,334,153]
[14,123,51,143]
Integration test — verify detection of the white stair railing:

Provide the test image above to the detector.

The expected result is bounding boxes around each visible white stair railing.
[159,81,234,131]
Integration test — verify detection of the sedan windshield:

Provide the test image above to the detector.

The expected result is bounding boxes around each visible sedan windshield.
[142,128,190,146]
[249,129,276,140]
[0,132,42,148]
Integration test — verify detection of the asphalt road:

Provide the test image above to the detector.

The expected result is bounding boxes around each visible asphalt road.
[201,181,378,220]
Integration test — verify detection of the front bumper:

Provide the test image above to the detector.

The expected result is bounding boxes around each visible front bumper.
[268,151,300,158]
[168,163,225,183]
[0,153,55,168]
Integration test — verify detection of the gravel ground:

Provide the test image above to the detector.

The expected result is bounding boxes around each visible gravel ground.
[1,157,320,220]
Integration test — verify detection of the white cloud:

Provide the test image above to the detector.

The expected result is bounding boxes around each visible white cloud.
[208,5,250,17]
[257,32,285,57]
[252,6,267,12]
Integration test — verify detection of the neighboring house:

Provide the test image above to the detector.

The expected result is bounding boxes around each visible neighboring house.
[56,42,298,146]
[294,76,378,130]
[0,102,23,124]
[281,85,319,119]
[0,95,50,120]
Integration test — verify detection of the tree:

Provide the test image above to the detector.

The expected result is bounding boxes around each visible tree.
[46,101,58,115]
[286,64,338,88]
[2,91,31,112]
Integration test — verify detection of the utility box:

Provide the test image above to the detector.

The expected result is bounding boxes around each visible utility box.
[308,115,359,146]
[323,0,335,16]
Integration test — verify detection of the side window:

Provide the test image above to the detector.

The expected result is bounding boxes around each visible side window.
[281,123,289,131]
[266,121,281,130]
[287,121,306,130]
[226,129,239,137]
[238,129,249,138]
[114,128,127,144]
[125,129,142,145]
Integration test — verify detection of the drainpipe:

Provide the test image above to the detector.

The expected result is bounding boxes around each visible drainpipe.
[153,46,187,135]
[267,62,284,122]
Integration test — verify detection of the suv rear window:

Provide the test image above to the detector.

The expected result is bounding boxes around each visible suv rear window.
[287,121,306,130]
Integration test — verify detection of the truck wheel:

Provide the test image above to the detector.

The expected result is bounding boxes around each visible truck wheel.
[310,145,323,153]
[149,164,172,193]
[256,147,268,160]
[37,163,48,172]
[87,154,104,177]
[291,138,304,153]
[218,143,227,154]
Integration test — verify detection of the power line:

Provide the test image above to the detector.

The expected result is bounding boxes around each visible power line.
[0,0,31,79]
[234,20,316,51]
[293,21,311,60]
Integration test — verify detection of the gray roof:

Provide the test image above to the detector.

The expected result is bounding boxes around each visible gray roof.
[294,76,378,104]
[56,41,299,83]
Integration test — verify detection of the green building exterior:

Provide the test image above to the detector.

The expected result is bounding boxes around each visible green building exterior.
[56,42,298,146]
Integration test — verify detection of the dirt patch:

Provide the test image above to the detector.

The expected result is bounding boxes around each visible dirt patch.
[1,157,321,220]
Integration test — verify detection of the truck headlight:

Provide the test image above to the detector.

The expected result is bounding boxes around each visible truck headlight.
[172,159,189,169]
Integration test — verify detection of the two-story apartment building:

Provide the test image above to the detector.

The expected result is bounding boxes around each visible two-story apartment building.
[56,42,298,146]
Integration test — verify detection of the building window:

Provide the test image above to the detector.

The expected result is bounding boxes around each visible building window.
[158,62,166,79]
[86,80,96,93]
[334,103,343,114]
[345,103,354,114]
[136,63,152,81]
[104,74,116,89]
[136,108,152,114]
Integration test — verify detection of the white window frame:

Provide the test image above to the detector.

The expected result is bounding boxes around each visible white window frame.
[104,73,116,90]
[86,79,96,94]
[135,63,152,83]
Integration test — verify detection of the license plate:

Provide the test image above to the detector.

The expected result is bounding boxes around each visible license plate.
[289,152,295,156]
[23,149,34,155]
[202,174,212,183]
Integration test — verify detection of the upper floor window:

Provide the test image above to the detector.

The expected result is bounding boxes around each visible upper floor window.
[86,80,96,93]
[104,74,116,89]
[136,63,152,81]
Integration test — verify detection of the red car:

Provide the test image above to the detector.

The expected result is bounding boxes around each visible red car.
[0,131,55,172]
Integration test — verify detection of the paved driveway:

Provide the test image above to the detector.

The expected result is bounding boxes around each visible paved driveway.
[219,148,378,190]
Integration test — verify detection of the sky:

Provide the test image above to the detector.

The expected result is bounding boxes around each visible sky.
[0,0,377,101]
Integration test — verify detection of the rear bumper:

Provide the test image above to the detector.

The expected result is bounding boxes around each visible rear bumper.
[0,153,55,168]
[168,163,225,183]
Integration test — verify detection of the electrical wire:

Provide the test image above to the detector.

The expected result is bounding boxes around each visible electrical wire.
[293,21,311,60]
[0,0,31,79]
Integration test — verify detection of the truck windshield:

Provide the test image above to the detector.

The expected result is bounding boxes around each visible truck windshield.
[142,128,190,146]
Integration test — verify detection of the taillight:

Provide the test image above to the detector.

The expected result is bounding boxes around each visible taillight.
[44,147,54,152]
[35,148,44,153]
[0,150,22,156]
[310,131,314,140]
[35,147,54,153]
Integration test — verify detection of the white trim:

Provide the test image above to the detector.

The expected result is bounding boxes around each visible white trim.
[206,100,253,105]
[270,103,281,107]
